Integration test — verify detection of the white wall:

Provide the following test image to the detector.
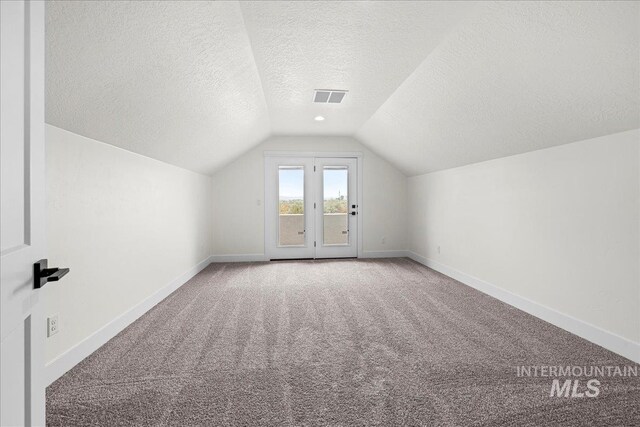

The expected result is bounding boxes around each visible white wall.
[211,136,407,257]
[44,125,213,365]
[408,129,640,347]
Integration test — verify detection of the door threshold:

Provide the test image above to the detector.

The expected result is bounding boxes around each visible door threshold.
[269,257,358,262]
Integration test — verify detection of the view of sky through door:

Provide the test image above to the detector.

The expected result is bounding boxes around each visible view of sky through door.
[278,166,305,246]
[323,167,348,244]
[276,164,350,247]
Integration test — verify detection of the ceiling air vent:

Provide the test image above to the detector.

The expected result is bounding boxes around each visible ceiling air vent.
[314,89,347,104]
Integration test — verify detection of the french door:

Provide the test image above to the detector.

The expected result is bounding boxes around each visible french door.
[265,156,359,259]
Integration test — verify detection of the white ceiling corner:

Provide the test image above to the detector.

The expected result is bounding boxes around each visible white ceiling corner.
[46,0,270,175]
[239,0,473,137]
[356,1,640,176]
[46,1,640,177]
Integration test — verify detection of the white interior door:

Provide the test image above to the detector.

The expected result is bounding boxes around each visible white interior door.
[1,1,46,425]
[265,156,359,260]
[314,158,358,258]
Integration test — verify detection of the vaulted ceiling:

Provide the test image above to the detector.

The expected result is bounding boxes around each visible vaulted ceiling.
[46,1,639,176]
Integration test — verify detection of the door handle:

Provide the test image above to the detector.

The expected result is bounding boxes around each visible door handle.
[34,259,69,289]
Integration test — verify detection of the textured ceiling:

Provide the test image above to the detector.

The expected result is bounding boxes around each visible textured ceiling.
[46,1,640,176]
[46,1,270,175]
[357,1,640,175]
[239,1,472,136]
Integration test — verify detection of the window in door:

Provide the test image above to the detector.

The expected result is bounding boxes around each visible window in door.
[265,156,358,260]
[323,166,349,245]
[278,166,305,246]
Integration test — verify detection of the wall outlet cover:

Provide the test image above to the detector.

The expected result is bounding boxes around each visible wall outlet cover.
[47,314,59,337]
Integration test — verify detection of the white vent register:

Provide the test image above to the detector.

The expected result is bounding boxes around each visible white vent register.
[313,89,347,104]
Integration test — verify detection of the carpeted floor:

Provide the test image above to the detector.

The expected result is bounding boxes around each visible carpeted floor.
[47,258,639,426]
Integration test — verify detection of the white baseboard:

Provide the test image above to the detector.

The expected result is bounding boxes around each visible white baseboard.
[407,251,640,364]
[361,250,409,258]
[45,256,214,386]
[211,254,268,262]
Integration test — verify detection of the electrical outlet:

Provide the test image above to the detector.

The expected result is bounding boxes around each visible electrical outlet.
[47,314,59,337]
[437,246,441,254]
[381,236,386,244]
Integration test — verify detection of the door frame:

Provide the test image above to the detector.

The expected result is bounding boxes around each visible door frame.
[264,151,363,259]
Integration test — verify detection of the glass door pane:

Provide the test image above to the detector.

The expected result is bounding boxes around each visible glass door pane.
[278,166,305,246]
[266,157,315,260]
[323,166,348,245]
[314,157,357,259]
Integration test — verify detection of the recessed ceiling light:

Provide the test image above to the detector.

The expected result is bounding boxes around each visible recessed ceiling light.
[314,115,325,121]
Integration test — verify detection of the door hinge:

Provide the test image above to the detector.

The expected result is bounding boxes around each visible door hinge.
[314,165,316,172]
[314,241,316,247]
[314,202,316,209]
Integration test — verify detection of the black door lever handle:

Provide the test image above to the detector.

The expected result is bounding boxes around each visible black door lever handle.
[34,259,70,289]
[45,268,69,282]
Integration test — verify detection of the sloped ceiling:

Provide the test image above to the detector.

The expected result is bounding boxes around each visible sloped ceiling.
[46,1,639,176]
[357,1,640,175]
[239,1,471,136]
[46,1,270,175]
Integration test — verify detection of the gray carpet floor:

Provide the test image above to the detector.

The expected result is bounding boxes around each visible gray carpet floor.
[47,258,639,426]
